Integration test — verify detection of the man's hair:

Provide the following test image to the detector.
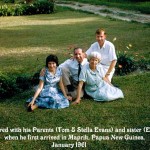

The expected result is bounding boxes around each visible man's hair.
[73,47,83,54]
[95,28,106,35]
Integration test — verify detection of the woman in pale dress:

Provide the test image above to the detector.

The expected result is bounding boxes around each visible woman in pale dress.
[73,52,124,104]
[27,54,72,111]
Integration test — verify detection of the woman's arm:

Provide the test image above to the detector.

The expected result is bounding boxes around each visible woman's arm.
[59,77,72,101]
[72,81,84,104]
[59,77,67,97]
[28,80,44,106]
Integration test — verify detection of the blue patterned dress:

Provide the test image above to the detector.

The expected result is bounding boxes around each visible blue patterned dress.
[27,67,69,109]
[79,64,124,101]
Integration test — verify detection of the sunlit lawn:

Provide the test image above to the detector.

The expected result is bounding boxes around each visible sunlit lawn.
[0,7,150,75]
[0,6,150,150]
[59,0,150,14]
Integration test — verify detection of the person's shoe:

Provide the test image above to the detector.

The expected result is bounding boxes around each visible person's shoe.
[113,84,120,88]
[27,106,33,112]
[67,85,75,92]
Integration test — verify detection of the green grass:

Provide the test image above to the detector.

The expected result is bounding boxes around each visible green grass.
[0,7,150,75]
[0,6,150,149]
[59,0,150,14]
[0,73,150,149]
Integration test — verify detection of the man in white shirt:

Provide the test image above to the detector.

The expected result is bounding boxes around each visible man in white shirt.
[60,47,88,99]
[86,28,117,82]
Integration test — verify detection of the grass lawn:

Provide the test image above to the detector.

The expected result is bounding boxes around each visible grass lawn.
[58,0,150,14]
[0,6,150,149]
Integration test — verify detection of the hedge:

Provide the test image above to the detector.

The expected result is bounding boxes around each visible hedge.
[0,0,54,16]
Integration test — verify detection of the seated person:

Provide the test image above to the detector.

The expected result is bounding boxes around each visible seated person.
[60,47,88,99]
[40,48,88,100]
[73,52,124,104]
[26,54,72,111]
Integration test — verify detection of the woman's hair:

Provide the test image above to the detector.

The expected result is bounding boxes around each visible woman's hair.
[46,54,59,67]
[87,52,101,61]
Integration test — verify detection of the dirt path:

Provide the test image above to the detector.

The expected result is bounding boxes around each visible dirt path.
[56,1,150,24]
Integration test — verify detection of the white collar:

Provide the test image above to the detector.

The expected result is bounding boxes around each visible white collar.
[97,40,106,49]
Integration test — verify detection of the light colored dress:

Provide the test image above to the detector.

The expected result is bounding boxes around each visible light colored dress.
[79,64,124,101]
[27,67,69,109]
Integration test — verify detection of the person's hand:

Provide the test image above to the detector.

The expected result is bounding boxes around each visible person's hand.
[102,76,111,85]
[28,101,34,107]
[67,96,72,101]
[40,68,46,76]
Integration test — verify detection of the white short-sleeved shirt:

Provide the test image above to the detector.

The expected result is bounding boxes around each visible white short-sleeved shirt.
[60,58,88,82]
[86,40,117,66]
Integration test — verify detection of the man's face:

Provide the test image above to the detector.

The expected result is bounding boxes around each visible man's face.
[96,31,106,44]
[74,49,84,63]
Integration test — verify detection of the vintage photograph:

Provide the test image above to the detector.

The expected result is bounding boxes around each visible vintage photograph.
[0,0,150,149]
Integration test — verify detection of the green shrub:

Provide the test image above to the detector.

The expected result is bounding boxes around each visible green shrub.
[3,0,15,3]
[0,4,12,16]
[16,75,32,90]
[0,71,40,99]
[13,4,25,15]
[115,52,137,76]
[21,4,36,15]
[115,51,150,76]
[34,0,54,14]
[0,73,18,99]
[136,58,150,71]
[0,0,54,16]
[16,71,40,89]
[31,70,40,85]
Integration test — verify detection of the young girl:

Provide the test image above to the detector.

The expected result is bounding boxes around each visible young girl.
[27,54,72,111]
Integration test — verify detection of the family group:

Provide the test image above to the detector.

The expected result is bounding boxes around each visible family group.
[26,28,124,112]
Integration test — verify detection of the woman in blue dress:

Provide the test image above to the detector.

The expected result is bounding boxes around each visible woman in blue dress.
[27,54,72,111]
[72,52,124,104]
